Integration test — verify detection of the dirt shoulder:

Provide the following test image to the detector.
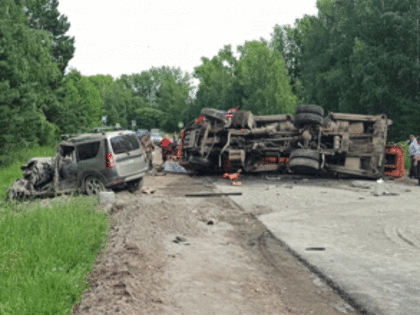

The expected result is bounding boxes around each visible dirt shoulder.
[71,166,358,315]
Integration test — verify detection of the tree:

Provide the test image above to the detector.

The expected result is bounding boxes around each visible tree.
[0,0,61,148]
[294,0,420,141]
[24,0,75,75]
[193,41,296,117]
[119,67,194,131]
[270,16,316,102]
[236,40,297,115]
[194,45,239,112]
[54,70,103,134]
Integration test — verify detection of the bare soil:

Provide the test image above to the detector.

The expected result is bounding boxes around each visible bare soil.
[71,150,360,315]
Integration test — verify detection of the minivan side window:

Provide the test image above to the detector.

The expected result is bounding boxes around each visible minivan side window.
[111,134,140,154]
[77,141,101,161]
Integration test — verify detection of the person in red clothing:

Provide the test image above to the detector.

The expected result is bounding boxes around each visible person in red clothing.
[160,134,172,163]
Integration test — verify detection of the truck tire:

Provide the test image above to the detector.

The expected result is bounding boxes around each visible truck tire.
[294,113,324,128]
[290,149,320,161]
[288,158,320,173]
[201,108,226,122]
[295,104,324,116]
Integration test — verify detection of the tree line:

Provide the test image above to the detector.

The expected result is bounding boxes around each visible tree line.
[1,0,419,155]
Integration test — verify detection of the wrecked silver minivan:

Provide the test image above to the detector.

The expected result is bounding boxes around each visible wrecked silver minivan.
[6,130,149,201]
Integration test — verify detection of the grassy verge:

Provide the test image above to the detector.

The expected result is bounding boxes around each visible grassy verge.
[0,146,111,315]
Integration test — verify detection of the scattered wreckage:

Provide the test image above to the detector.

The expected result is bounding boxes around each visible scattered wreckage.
[6,130,149,201]
[179,105,404,179]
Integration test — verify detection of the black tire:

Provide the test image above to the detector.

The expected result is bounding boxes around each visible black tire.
[288,158,320,174]
[290,149,320,161]
[295,104,324,116]
[201,108,226,122]
[84,176,106,196]
[127,177,143,193]
[294,113,324,128]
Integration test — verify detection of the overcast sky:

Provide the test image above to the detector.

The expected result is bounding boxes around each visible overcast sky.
[58,0,318,80]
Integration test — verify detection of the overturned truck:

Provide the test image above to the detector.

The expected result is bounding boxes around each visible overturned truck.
[179,105,396,179]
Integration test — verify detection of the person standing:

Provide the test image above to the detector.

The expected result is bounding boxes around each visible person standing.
[409,135,420,181]
[141,134,155,170]
[160,134,172,163]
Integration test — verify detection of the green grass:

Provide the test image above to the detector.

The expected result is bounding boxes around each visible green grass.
[0,146,111,314]
[0,145,56,170]
[0,197,110,315]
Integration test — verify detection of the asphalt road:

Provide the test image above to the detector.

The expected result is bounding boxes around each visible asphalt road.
[212,173,420,315]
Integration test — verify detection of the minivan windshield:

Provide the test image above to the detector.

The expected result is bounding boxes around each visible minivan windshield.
[111,134,141,154]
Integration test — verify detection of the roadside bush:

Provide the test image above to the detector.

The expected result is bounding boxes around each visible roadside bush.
[0,144,56,170]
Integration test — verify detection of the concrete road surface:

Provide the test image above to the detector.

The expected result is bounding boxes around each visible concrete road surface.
[213,174,420,315]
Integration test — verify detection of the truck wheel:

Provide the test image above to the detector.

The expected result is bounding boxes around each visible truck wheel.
[295,104,324,116]
[201,108,226,122]
[127,177,143,193]
[294,113,324,128]
[288,158,320,174]
[85,176,105,196]
[290,149,320,161]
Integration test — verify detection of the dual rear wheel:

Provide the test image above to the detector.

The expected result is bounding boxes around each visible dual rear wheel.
[294,104,324,129]
[288,149,321,174]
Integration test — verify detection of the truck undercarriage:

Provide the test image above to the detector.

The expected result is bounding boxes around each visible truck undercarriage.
[180,105,397,179]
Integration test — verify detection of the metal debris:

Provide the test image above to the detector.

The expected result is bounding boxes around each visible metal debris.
[142,188,156,194]
[162,162,187,173]
[185,192,242,197]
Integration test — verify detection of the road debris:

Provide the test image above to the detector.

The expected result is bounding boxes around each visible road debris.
[223,173,240,180]
[162,162,188,173]
[142,188,156,194]
[350,181,372,189]
[99,191,115,204]
[232,181,242,186]
[185,192,242,197]
[173,236,189,245]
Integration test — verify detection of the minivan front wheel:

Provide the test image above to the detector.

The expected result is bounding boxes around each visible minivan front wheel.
[127,177,143,193]
[85,176,105,196]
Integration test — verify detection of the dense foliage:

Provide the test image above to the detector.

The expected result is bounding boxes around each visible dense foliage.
[193,41,297,116]
[272,0,420,141]
[1,0,419,157]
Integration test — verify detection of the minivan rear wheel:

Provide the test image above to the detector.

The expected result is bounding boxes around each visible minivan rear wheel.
[127,177,143,193]
[85,176,105,196]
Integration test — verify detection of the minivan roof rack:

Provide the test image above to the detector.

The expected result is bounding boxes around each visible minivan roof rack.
[92,126,124,133]
[61,126,126,140]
